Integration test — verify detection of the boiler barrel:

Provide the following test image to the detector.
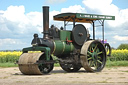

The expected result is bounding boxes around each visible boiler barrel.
[52,40,74,56]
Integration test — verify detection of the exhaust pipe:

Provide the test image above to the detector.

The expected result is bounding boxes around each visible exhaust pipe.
[43,6,49,39]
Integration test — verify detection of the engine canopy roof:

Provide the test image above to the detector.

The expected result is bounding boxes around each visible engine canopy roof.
[53,13,115,23]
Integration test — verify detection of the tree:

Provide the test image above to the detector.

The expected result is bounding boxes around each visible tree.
[117,44,128,50]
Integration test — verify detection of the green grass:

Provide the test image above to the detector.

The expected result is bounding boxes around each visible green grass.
[0,61,128,68]
[0,62,18,67]
[0,62,59,67]
[106,60,128,67]
[54,63,60,67]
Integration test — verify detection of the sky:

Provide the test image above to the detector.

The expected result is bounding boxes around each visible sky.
[0,0,128,50]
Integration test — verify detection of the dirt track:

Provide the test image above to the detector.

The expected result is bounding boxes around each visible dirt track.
[0,67,128,85]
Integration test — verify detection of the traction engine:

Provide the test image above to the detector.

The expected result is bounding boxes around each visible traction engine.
[18,6,115,74]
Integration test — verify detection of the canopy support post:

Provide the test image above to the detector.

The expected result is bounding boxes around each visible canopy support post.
[102,20,105,44]
[92,21,95,40]
[64,20,66,30]
[73,17,75,28]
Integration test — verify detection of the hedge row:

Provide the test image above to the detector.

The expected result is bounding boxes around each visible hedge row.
[0,51,22,63]
[0,49,128,63]
[108,49,128,61]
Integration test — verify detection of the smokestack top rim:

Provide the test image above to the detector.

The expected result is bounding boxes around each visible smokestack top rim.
[43,6,49,8]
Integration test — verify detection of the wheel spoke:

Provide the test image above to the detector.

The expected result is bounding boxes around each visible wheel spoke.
[87,55,90,57]
[89,60,94,67]
[97,60,102,64]
[92,47,94,51]
[93,44,98,52]
[90,46,91,52]
[87,57,93,60]
[95,62,98,69]
[89,60,93,66]
[97,51,103,55]
[87,51,92,55]
[96,48,99,53]
[97,56,101,59]
[93,61,96,67]
[88,60,91,66]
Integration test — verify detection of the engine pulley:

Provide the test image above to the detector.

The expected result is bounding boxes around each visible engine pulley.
[72,24,87,46]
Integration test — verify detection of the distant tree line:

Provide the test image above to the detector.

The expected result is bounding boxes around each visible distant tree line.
[117,44,128,50]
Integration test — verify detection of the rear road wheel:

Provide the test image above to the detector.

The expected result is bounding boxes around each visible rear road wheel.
[80,40,106,72]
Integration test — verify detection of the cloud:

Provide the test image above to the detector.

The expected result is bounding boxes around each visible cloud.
[45,0,66,4]
[3,5,26,22]
[113,35,128,41]
[0,5,88,50]
[82,0,116,14]
[83,0,112,12]
[61,5,86,13]
[0,38,30,50]
[82,0,128,46]
[0,5,42,38]
[0,38,24,45]
[50,5,88,29]
[82,0,128,29]
[0,0,128,50]
[0,5,43,50]
[49,10,60,21]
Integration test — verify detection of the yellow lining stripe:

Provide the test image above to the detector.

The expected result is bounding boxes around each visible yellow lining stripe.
[61,41,65,54]
[52,41,56,54]
[71,43,73,51]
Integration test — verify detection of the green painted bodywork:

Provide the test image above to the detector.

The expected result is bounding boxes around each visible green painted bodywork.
[52,30,74,55]
[53,40,74,55]
[54,13,115,23]
[60,30,71,40]
[22,30,74,59]
[22,46,50,60]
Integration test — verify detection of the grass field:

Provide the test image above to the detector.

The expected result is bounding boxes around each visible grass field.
[0,62,18,67]
[0,61,128,68]
[106,60,128,67]
[0,49,128,67]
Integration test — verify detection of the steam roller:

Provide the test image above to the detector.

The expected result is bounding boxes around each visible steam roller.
[18,6,115,74]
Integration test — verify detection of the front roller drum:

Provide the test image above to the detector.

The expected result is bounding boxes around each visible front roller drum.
[80,40,106,72]
[18,53,54,75]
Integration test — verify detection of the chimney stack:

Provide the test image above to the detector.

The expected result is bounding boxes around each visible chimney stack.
[43,6,49,39]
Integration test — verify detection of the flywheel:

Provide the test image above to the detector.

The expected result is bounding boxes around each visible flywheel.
[72,24,87,46]
[18,53,54,75]
[80,40,106,72]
